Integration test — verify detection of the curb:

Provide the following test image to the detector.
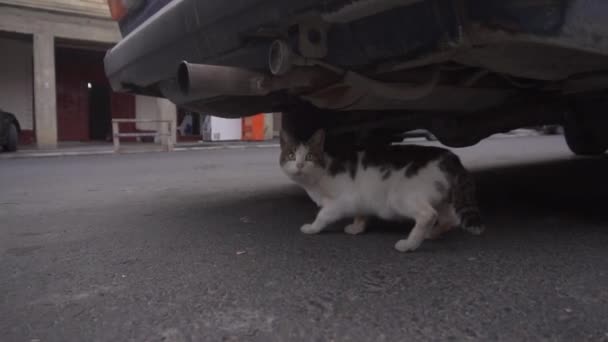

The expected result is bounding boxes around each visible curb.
[0,143,281,160]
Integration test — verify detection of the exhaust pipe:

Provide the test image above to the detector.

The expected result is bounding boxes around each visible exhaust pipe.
[177,62,271,96]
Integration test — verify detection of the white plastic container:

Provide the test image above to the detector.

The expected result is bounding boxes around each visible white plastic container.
[201,115,242,141]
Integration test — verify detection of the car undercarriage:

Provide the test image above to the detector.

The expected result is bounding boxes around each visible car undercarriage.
[105,0,608,153]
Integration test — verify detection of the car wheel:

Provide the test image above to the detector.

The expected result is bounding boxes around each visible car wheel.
[541,125,561,135]
[563,111,607,156]
[3,123,18,152]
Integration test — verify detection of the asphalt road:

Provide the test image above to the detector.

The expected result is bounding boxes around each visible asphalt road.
[1,136,607,342]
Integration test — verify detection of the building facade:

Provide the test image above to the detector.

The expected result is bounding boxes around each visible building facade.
[0,0,176,148]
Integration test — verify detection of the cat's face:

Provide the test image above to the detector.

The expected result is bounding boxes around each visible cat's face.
[280,130,326,179]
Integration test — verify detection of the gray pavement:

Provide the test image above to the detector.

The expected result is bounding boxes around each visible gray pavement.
[1,136,607,342]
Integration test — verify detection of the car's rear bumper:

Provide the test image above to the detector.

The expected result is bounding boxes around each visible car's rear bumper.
[104,0,206,95]
[104,0,328,95]
[105,0,608,117]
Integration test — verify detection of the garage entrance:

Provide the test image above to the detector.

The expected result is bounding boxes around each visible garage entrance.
[56,44,135,142]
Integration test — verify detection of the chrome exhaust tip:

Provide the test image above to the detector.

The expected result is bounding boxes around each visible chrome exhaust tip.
[177,61,270,96]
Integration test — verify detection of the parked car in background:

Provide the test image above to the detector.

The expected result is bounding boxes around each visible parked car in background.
[105,0,608,155]
[537,125,563,135]
[0,109,20,152]
[402,129,437,142]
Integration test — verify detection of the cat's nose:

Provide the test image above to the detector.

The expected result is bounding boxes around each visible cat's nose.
[296,162,304,169]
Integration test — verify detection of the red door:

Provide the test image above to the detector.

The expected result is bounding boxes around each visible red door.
[55,47,135,141]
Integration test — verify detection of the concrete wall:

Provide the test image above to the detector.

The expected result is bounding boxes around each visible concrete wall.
[0,4,120,147]
[264,113,274,140]
[135,96,160,131]
[273,112,282,137]
[0,6,120,44]
[0,37,34,130]
[0,0,111,18]
[135,95,177,143]
[157,98,177,144]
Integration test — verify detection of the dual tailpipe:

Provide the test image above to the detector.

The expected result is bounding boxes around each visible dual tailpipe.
[177,40,439,109]
[177,40,299,97]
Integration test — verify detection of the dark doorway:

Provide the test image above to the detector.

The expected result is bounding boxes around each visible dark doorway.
[88,84,111,141]
[56,45,135,141]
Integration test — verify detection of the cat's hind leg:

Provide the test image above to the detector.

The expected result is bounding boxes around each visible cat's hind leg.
[394,201,438,252]
[301,203,347,235]
[344,216,367,235]
[426,203,459,240]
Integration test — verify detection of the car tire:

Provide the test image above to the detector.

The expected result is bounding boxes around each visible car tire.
[4,123,18,152]
[540,125,560,135]
[563,112,607,156]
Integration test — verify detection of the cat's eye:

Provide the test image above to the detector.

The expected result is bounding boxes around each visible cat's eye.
[287,152,295,160]
[305,153,314,161]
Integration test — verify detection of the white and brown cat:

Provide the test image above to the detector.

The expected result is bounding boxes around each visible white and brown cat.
[280,129,484,252]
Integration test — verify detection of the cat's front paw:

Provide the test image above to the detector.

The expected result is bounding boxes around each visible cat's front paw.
[394,239,421,253]
[300,224,321,235]
[344,222,365,235]
[463,224,485,235]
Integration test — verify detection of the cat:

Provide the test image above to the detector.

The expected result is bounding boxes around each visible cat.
[280,129,484,252]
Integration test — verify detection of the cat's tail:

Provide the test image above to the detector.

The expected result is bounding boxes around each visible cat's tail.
[441,153,485,235]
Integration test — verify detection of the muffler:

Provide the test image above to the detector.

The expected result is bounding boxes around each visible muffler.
[177,62,271,96]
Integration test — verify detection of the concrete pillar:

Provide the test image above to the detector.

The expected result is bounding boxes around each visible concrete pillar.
[33,33,57,148]
[273,112,282,137]
[264,113,274,140]
[135,95,160,131]
[156,98,177,145]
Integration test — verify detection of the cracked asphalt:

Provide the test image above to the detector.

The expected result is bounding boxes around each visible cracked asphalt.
[1,135,607,342]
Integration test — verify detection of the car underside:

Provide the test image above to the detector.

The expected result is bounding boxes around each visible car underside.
[105,0,608,153]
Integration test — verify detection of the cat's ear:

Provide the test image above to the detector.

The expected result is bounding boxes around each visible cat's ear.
[280,129,296,147]
[308,129,325,149]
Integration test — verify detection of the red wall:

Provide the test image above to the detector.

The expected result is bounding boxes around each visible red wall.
[55,47,135,141]
[111,92,136,133]
[19,130,35,145]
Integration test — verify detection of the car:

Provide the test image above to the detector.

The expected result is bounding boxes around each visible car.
[0,109,20,152]
[402,129,437,142]
[105,0,608,155]
[529,125,563,136]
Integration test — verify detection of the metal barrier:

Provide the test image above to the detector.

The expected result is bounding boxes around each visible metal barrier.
[112,119,174,153]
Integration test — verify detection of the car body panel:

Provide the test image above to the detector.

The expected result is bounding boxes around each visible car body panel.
[105,0,608,118]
